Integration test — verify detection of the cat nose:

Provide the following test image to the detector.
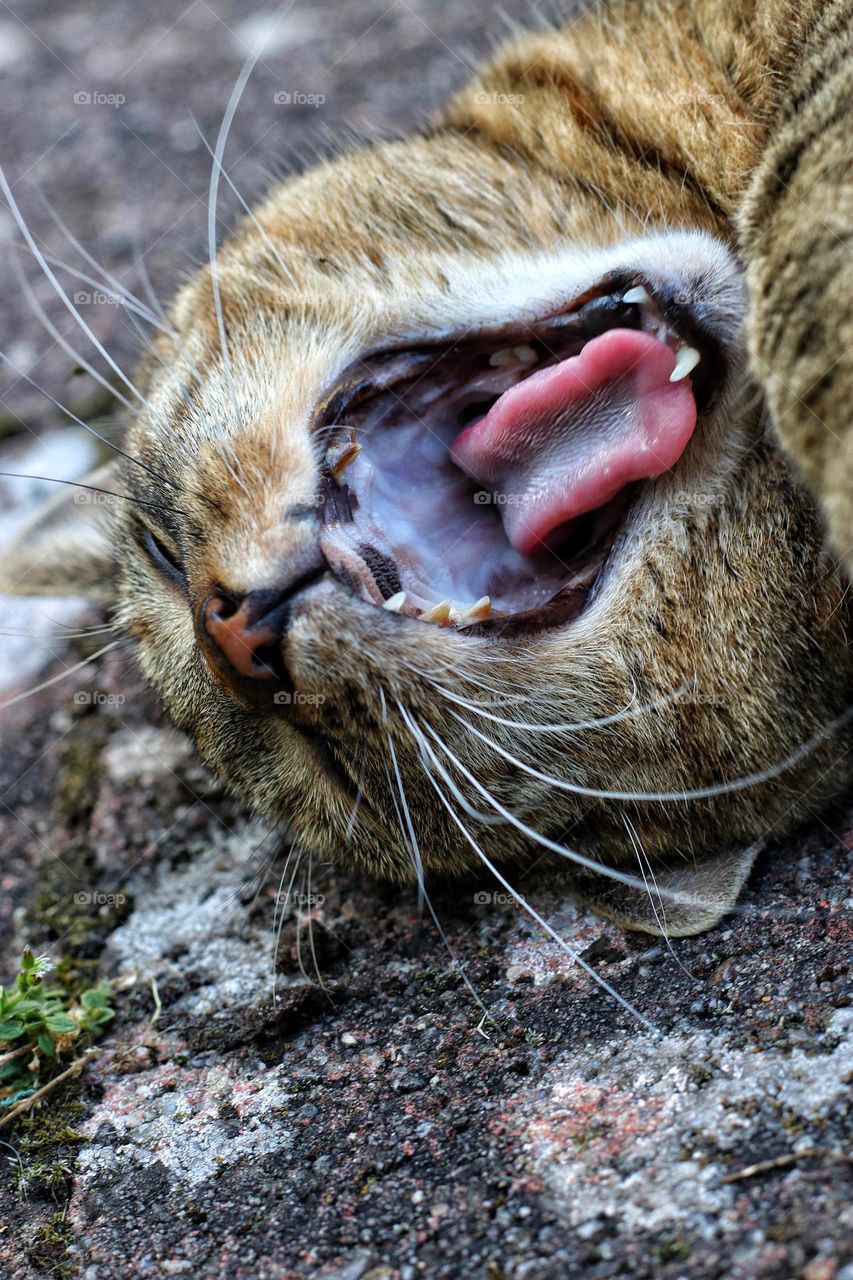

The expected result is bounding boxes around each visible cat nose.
[199,562,326,685]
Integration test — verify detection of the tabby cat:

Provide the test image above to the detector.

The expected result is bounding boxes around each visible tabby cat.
[3,0,852,935]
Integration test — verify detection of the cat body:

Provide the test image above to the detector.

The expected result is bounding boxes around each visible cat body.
[4,0,852,934]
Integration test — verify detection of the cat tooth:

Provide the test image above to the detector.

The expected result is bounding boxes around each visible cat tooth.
[326,440,361,480]
[622,285,652,305]
[383,591,407,613]
[489,347,516,367]
[453,595,492,625]
[512,344,538,365]
[421,600,452,625]
[669,344,701,382]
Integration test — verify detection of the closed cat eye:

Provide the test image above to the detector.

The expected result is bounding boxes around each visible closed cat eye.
[140,526,186,590]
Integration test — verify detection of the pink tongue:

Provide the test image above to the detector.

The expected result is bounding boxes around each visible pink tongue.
[451,329,697,555]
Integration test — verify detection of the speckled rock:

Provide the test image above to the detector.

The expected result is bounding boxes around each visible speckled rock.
[0,2,851,1279]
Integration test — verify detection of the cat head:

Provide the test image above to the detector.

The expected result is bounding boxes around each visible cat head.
[4,58,851,936]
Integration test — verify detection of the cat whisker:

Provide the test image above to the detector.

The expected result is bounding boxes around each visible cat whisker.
[130,231,171,328]
[0,345,176,492]
[622,813,697,981]
[0,639,124,711]
[270,841,304,999]
[192,119,298,293]
[383,718,493,1023]
[207,38,274,424]
[8,252,192,481]
[344,739,369,842]
[403,703,744,914]
[37,247,166,332]
[0,165,167,421]
[9,249,137,415]
[400,703,661,1035]
[0,626,115,641]
[35,187,174,335]
[447,703,853,804]
[0,472,183,517]
[385,732,425,912]
[301,855,331,994]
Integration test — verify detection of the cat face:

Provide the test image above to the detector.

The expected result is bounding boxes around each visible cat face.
[5,101,851,935]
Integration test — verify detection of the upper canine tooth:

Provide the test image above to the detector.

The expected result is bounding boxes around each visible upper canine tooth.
[452,595,492,626]
[489,347,516,367]
[421,600,452,625]
[622,285,652,305]
[326,440,361,480]
[512,344,538,365]
[383,591,406,613]
[669,345,701,382]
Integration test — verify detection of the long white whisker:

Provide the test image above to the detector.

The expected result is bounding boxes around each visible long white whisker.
[386,732,425,912]
[205,2,295,413]
[131,232,171,326]
[38,247,165,330]
[623,814,696,982]
[401,706,660,1035]
[0,165,164,416]
[344,740,369,842]
[303,856,330,993]
[383,717,493,1023]
[447,704,853,803]
[9,250,136,414]
[35,189,171,332]
[0,640,123,711]
[193,118,297,291]
[402,703,749,914]
[426,674,685,735]
[0,349,174,490]
[270,842,303,998]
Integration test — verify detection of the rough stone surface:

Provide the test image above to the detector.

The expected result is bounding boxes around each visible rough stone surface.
[0,2,852,1279]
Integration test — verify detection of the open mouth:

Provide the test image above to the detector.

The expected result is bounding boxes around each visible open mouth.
[317,279,722,636]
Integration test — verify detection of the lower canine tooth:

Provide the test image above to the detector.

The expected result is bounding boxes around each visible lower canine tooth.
[383,591,406,612]
[488,347,516,367]
[421,601,452,625]
[669,344,701,382]
[452,595,492,625]
[326,440,361,480]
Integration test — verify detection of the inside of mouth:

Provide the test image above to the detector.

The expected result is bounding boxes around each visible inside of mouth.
[319,287,702,632]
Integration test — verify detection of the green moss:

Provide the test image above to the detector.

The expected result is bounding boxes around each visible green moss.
[28,1209,78,1279]
[27,712,130,985]
[765,1222,799,1243]
[51,714,112,827]
[657,1237,691,1262]
[11,1096,86,1197]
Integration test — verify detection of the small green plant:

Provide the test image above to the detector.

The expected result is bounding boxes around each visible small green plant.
[0,948,114,1113]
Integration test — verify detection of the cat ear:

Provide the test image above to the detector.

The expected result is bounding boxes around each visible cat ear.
[0,462,121,600]
[568,844,759,937]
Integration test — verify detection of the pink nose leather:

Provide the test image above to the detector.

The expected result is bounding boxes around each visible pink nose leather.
[203,595,280,679]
